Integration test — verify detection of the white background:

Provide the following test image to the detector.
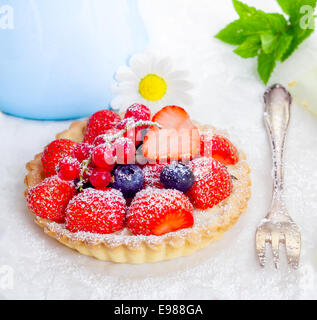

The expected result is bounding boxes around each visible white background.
[1,0,317,299]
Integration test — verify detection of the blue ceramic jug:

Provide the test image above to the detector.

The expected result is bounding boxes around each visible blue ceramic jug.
[0,0,148,120]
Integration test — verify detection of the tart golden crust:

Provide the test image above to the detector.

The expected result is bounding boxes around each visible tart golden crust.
[24,120,251,264]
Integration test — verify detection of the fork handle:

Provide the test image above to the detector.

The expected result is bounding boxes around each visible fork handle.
[264,84,292,196]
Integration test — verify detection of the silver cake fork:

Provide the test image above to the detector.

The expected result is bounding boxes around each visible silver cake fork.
[255,84,301,269]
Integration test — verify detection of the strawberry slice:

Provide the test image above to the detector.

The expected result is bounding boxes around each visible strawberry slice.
[200,133,239,165]
[127,188,194,236]
[152,210,193,236]
[152,105,194,130]
[143,106,200,161]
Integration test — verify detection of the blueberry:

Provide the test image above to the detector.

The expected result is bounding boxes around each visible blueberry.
[160,162,195,192]
[112,165,145,198]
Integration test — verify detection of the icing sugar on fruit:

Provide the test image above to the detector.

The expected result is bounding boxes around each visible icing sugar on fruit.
[25,104,251,263]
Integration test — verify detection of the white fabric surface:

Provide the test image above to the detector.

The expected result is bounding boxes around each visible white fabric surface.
[1,0,317,300]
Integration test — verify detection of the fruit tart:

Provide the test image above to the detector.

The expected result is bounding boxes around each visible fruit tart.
[24,104,251,264]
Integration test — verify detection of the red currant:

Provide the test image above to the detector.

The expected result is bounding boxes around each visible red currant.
[113,137,136,164]
[72,143,94,162]
[89,168,112,189]
[57,157,80,181]
[91,143,116,170]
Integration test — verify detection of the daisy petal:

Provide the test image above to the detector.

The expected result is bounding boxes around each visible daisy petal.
[129,54,152,78]
[115,66,138,82]
[113,81,138,93]
[113,94,141,112]
[152,57,172,76]
[166,70,190,80]
[168,79,194,90]
[111,96,127,110]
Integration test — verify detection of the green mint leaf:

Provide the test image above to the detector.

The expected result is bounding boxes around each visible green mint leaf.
[233,0,287,32]
[257,52,276,84]
[215,20,249,45]
[233,0,257,17]
[215,17,270,45]
[265,13,288,32]
[215,0,316,84]
[276,0,296,16]
[234,35,261,58]
[274,33,293,60]
[281,3,316,61]
[261,33,278,54]
[277,0,317,22]
[281,26,314,61]
[241,16,272,32]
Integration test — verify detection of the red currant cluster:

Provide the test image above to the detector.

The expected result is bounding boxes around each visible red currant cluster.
[56,104,153,190]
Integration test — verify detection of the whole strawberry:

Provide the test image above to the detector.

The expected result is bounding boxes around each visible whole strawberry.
[84,110,121,144]
[127,188,194,236]
[187,157,233,210]
[41,139,78,177]
[27,176,77,223]
[200,133,239,166]
[65,188,126,234]
[124,103,151,123]
[124,104,151,141]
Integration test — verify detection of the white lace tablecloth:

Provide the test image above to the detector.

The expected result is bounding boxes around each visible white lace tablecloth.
[1,0,317,300]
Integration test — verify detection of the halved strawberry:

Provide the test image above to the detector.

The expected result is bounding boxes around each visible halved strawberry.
[143,106,200,161]
[200,133,239,166]
[127,188,194,236]
[152,105,195,131]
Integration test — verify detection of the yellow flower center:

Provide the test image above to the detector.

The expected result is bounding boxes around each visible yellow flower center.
[139,74,167,101]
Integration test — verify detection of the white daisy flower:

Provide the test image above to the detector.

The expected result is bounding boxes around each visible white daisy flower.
[111,53,193,113]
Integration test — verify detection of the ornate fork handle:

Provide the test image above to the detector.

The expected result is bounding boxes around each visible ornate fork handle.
[256,84,301,269]
[264,84,291,205]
